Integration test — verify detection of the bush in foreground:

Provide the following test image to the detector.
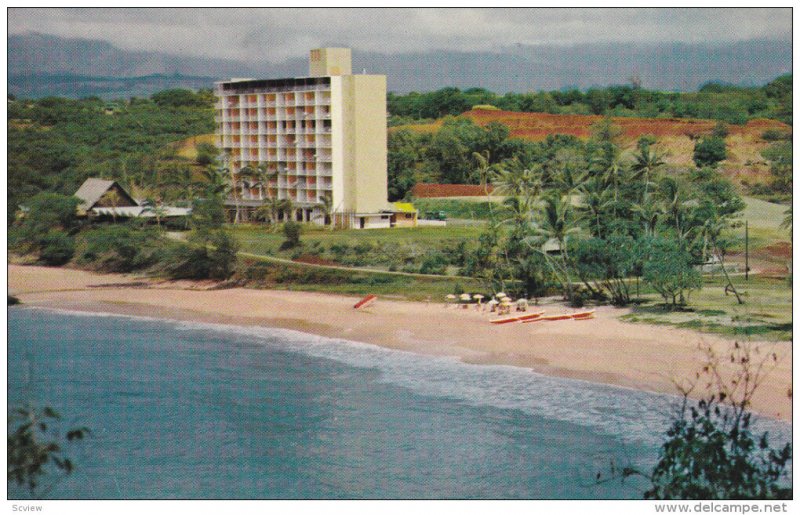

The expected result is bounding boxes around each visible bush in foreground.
[162,230,238,281]
[600,342,792,499]
[77,224,164,272]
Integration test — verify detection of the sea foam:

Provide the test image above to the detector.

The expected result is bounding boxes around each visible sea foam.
[22,306,793,448]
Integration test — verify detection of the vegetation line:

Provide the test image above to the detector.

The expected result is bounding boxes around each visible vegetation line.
[237,251,476,280]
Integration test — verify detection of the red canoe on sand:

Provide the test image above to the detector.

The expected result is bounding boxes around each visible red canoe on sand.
[490,316,521,325]
[491,311,545,325]
[525,310,596,322]
[354,294,377,309]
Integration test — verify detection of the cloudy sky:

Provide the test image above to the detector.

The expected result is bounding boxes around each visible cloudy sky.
[8,7,792,63]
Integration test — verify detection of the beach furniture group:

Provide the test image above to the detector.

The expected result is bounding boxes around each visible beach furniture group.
[356,292,595,324]
[444,292,595,324]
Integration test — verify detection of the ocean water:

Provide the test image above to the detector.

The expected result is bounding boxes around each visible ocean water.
[8,307,791,500]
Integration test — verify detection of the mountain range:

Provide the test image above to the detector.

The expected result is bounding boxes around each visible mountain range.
[9,32,792,99]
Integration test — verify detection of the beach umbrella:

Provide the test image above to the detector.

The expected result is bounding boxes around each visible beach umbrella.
[473,294,484,302]
[487,299,499,306]
[496,292,507,298]
[446,294,456,300]
[459,293,472,301]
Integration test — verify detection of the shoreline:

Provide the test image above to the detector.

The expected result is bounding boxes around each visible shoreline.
[8,264,793,422]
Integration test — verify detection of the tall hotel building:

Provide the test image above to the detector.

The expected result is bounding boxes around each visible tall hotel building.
[215,48,395,229]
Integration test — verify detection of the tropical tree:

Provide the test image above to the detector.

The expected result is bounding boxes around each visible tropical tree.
[317,192,334,229]
[631,140,665,202]
[201,165,229,199]
[641,237,702,307]
[695,209,743,305]
[655,176,694,243]
[551,147,588,196]
[689,169,746,304]
[255,162,278,201]
[631,200,661,237]
[255,196,282,229]
[578,177,615,238]
[693,136,727,168]
[142,198,167,228]
[237,165,259,200]
[279,198,295,223]
[598,151,626,206]
[571,233,638,306]
[780,206,791,235]
[492,158,542,201]
[530,193,581,302]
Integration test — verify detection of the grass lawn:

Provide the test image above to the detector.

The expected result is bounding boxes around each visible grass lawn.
[231,223,485,274]
[236,253,484,301]
[725,196,790,250]
[620,275,792,341]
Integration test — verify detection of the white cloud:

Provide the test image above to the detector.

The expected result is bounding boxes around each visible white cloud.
[8,7,792,63]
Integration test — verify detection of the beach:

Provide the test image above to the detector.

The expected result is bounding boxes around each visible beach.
[8,264,792,422]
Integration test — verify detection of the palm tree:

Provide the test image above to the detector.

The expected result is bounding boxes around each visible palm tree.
[579,177,615,238]
[201,165,229,199]
[473,151,496,221]
[143,202,168,228]
[492,158,542,201]
[554,164,588,197]
[279,198,295,223]
[255,196,282,229]
[239,165,265,222]
[472,151,493,193]
[780,206,792,235]
[656,176,693,242]
[255,162,278,201]
[531,193,581,302]
[501,195,533,235]
[698,212,744,305]
[631,144,665,202]
[631,200,661,237]
[238,165,261,199]
[316,192,334,229]
[590,144,626,205]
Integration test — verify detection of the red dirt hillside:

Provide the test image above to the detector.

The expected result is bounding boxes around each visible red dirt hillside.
[396,109,792,186]
[461,109,787,141]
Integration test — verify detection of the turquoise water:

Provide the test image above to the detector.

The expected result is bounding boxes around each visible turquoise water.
[8,307,791,499]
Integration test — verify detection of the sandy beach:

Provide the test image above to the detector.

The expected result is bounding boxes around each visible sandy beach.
[8,264,792,422]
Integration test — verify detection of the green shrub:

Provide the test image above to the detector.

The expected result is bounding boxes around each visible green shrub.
[280,222,301,250]
[195,143,218,166]
[77,225,163,272]
[642,238,702,307]
[38,230,75,266]
[419,253,448,275]
[693,137,727,168]
[10,193,81,260]
[761,129,792,141]
[162,230,239,280]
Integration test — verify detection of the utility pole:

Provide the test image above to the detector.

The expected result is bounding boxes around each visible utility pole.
[745,220,749,281]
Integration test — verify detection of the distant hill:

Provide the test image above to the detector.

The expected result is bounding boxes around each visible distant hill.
[8,72,221,99]
[8,32,792,98]
[8,32,256,78]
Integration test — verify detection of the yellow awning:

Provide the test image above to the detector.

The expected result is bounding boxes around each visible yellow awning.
[391,202,417,213]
